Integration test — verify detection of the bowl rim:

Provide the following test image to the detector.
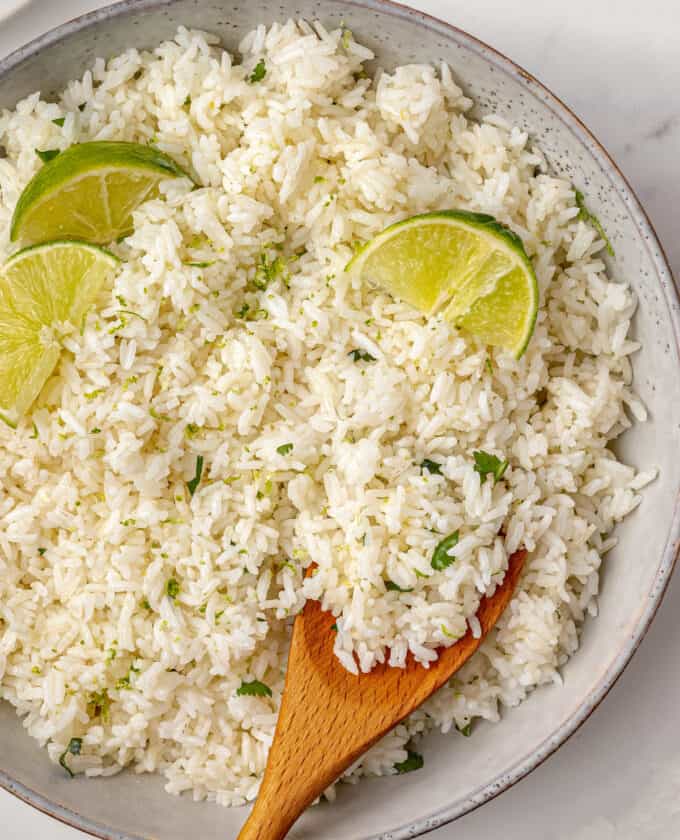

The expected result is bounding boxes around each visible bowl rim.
[0,1,678,839]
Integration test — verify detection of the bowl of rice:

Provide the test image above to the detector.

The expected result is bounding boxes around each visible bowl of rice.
[0,1,678,838]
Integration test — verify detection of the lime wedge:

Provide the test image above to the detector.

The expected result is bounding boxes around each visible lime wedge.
[11,141,190,246]
[0,241,118,423]
[346,210,538,357]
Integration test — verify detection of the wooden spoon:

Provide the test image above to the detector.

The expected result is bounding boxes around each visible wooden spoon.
[238,549,526,840]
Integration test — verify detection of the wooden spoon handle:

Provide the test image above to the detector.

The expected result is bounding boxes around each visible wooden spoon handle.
[238,550,526,840]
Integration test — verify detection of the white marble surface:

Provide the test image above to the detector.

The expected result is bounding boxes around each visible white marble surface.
[0,0,679,838]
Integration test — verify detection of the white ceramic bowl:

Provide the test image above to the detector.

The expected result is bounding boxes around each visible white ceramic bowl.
[0,2,678,838]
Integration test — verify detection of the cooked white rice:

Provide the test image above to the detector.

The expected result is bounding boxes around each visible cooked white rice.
[0,21,655,805]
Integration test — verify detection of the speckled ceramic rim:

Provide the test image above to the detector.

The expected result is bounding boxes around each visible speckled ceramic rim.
[0,1,678,839]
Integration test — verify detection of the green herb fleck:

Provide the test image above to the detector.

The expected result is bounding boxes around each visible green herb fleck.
[248,58,266,84]
[187,455,204,496]
[348,348,376,363]
[485,357,493,375]
[87,688,110,722]
[36,148,60,163]
[330,623,338,632]
[59,738,82,777]
[84,389,104,400]
[150,407,171,422]
[276,442,293,456]
[141,598,152,611]
[420,458,442,475]
[385,580,414,593]
[472,450,508,484]
[185,423,200,438]
[235,302,250,319]
[91,427,102,434]
[314,175,325,183]
[236,679,272,697]
[166,578,180,600]
[457,722,473,737]
[52,117,65,127]
[183,94,191,107]
[253,250,286,290]
[574,188,614,256]
[32,665,42,674]
[38,547,47,556]
[394,750,424,774]
[431,530,459,571]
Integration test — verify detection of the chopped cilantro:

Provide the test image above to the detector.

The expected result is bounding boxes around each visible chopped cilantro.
[252,250,286,290]
[236,679,272,698]
[276,443,294,455]
[248,58,266,84]
[331,623,338,632]
[394,750,424,774]
[235,302,250,319]
[185,423,200,438]
[348,348,376,363]
[87,688,110,722]
[52,117,65,127]
[187,455,204,496]
[313,175,325,183]
[59,737,82,777]
[431,531,459,571]
[574,188,614,256]
[36,148,60,164]
[166,578,180,600]
[420,458,442,475]
[141,598,152,611]
[472,450,508,484]
[38,548,46,556]
[385,580,414,593]
[91,427,101,434]
[485,357,493,375]
[457,722,473,737]
[183,94,191,107]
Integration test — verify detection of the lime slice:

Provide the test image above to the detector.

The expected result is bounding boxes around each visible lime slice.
[10,141,190,246]
[0,241,118,423]
[347,210,538,357]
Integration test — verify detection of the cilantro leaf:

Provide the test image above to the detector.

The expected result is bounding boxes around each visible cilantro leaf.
[574,188,614,256]
[348,349,376,362]
[385,580,413,592]
[248,58,266,84]
[457,722,473,737]
[431,530,459,571]
[36,149,60,164]
[420,458,442,475]
[187,455,204,496]
[236,679,272,698]
[472,450,508,484]
[394,749,424,774]
[52,117,65,127]
[276,443,294,455]
[252,251,286,290]
[58,737,83,777]
[166,578,180,599]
